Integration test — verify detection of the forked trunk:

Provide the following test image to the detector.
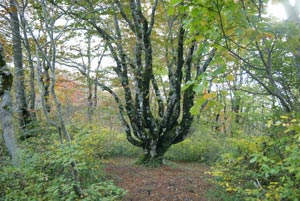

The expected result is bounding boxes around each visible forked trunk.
[137,140,171,167]
[62,0,215,168]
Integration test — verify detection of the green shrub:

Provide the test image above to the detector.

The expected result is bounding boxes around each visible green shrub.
[166,138,205,162]
[165,129,222,163]
[0,131,126,201]
[75,126,114,159]
[72,125,142,158]
[108,133,142,157]
[209,116,300,200]
[71,123,222,163]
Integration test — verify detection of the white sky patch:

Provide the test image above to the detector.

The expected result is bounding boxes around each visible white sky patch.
[290,0,296,6]
[267,1,287,20]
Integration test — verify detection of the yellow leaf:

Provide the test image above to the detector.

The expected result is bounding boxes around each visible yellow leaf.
[221,90,228,96]
[226,74,235,81]
[264,32,274,39]
[203,92,216,100]
[266,120,272,128]
[200,20,207,26]
[226,29,235,36]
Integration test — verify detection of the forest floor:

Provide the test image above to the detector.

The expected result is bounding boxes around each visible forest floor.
[104,157,214,201]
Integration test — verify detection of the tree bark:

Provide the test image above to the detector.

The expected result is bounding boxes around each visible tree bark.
[54,0,215,166]
[111,2,214,165]
[19,6,36,120]
[86,35,93,123]
[41,64,51,113]
[0,43,20,167]
[9,0,31,130]
[39,0,84,196]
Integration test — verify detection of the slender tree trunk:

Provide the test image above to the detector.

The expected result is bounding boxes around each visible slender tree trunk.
[86,36,93,123]
[49,54,84,198]
[41,64,51,113]
[9,0,31,130]
[21,15,36,120]
[87,83,93,122]
[36,50,54,124]
[93,81,98,107]
[39,0,83,195]
[0,43,20,167]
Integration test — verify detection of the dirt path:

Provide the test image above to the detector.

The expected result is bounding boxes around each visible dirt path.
[104,157,213,201]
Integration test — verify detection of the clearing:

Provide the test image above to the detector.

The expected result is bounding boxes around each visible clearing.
[104,157,213,201]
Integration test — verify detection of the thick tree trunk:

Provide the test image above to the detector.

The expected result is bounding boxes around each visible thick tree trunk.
[0,43,20,167]
[1,91,20,167]
[9,0,31,130]
[137,140,171,167]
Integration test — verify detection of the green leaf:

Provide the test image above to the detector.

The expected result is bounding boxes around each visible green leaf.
[182,80,194,91]
[250,155,258,163]
[167,7,175,16]
[170,0,183,6]
[193,83,204,94]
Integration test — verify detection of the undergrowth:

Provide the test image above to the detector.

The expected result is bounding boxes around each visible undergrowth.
[0,121,226,200]
[0,125,126,201]
[208,115,300,200]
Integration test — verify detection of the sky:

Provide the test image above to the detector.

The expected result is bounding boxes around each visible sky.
[267,0,297,20]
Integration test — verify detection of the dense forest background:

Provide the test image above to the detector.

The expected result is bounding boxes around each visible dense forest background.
[0,0,299,200]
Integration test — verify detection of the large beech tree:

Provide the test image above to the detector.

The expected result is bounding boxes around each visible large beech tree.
[55,0,215,165]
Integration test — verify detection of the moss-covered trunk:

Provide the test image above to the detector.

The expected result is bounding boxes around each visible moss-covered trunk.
[137,140,171,167]
[63,1,215,167]
[0,43,20,167]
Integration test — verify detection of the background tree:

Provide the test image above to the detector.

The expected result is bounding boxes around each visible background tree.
[0,42,20,167]
[186,0,300,113]
[8,0,31,130]
[18,0,37,120]
[281,0,300,95]
[57,31,108,123]
[17,0,85,196]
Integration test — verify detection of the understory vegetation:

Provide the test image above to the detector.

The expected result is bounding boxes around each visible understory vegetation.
[0,124,127,201]
[1,0,299,200]
[209,115,300,200]
[3,112,297,200]
[0,119,222,200]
